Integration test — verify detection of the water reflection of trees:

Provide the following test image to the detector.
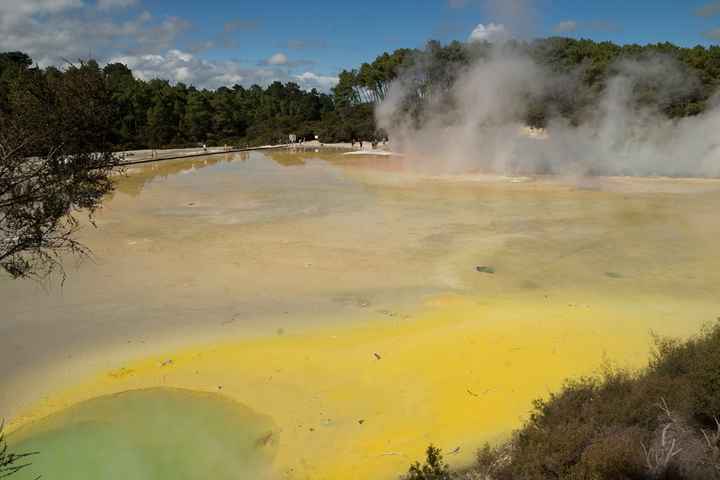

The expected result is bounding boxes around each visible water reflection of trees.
[265,147,350,167]
[115,151,250,197]
[114,148,359,198]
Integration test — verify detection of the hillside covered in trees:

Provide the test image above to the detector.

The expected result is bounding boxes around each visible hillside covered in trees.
[3,37,720,150]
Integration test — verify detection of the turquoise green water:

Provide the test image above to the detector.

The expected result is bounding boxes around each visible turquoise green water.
[9,388,277,480]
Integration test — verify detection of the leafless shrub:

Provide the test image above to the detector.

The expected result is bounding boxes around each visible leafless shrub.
[642,399,684,477]
[468,442,512,480]
[640,398,720,479]
[700,417,720,476]
[0,60,119,280]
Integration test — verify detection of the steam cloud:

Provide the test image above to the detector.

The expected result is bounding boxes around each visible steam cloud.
[377,46,720,178]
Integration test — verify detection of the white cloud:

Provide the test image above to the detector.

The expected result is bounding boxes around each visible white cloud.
[266,52,288,65]
[260,52,315,68]
[468,23,510,43]
[0,4,188,66]
[553,20,577,33]
[109,50,253,88]
[109,49,337,91]
[96,0,137,10]
[129,15,190,53]
[0,0,336,92]
[0,0,83,17]
[293,72,338,91]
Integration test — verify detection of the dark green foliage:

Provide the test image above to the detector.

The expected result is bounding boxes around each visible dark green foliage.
[0,58,120,278]
[407,445,452,480]
[650,325,720,426]
[461,322,720,480]
[0,52,32,70]
[5,36,720,151]
[339,37,720,132]
[85,66,339,149]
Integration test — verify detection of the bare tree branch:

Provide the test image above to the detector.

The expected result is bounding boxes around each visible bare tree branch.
[0,59,119,280]
[0,420,38,479]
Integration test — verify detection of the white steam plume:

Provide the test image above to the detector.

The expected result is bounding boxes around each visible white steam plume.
[377,46,720,178]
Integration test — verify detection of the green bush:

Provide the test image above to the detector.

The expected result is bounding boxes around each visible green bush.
[411,322,720,480]
[650,325,720,426]
[407,445,452,480]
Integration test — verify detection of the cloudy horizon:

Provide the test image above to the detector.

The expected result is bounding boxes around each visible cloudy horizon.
[3,0,720,91]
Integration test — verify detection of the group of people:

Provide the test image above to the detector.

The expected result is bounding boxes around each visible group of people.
[351,138,388,149]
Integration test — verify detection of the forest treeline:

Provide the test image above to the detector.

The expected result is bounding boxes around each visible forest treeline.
[3,37,720,150]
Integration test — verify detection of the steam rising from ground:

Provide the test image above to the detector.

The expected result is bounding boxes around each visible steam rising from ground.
[377,47,720,177]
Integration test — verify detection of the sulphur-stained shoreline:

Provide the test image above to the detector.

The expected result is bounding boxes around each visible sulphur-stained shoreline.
[4,151,720,479]
[10,293,716,479]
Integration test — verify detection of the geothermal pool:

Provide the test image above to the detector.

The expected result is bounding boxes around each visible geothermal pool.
[2,150,720,479]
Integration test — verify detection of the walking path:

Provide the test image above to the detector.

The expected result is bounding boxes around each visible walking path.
[117,145,289,166]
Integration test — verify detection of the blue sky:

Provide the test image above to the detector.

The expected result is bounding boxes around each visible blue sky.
[3,0,720,90]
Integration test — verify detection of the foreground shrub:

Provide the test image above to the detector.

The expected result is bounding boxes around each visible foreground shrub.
[407,445,452,480]
[0,422,36,478]
[408,322,720,479]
